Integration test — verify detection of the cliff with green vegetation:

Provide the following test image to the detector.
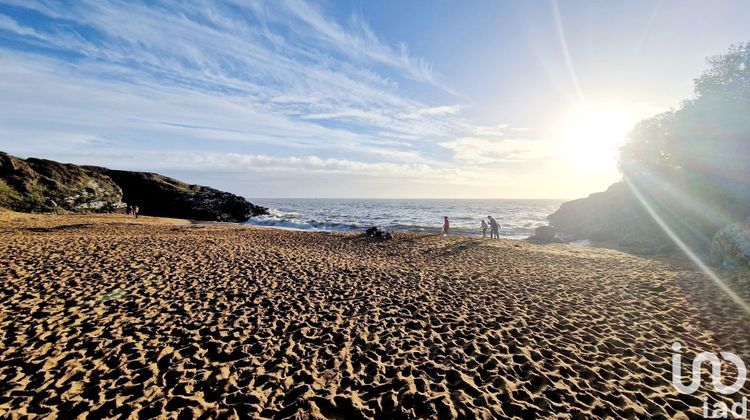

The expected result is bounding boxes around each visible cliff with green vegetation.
[0,152,124,213]
[0,152,266,222]
[550,42,750,265]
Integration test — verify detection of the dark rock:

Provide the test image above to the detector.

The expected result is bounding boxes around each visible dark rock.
[0,151,266,222]
[548,182,671,250]
[90,168,266,222]
[526,225,563,244]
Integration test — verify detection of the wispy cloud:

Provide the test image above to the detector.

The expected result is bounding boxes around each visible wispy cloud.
[270,0,439,86]
[0,0,542,196]
[0,13,42,38]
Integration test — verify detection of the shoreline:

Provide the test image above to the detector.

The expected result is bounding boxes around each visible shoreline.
[245,198,559,240]
[1,211,748,417]
[244,218,531,238]
[244,221,533,240]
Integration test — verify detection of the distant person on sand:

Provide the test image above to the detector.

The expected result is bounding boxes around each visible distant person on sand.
[488,215,499,239]
[443,216,450,236]
[134,205,140,219]
[480,219,488,238]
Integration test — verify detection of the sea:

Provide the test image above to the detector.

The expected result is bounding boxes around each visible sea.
[245,198,564,239]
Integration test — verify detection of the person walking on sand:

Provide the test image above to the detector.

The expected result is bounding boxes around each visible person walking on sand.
[488,215,500,239]
[442,216,450,236]
[480,219,488,238]
[133,205,140,219]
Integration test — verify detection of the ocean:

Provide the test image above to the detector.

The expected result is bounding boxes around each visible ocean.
[245,198,564,239]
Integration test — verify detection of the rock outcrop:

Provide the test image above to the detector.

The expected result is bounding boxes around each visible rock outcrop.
[550,181,750,268]
[548,182,671,250]
[0,152,125,213]
[0,152,266,222]
[92,169,267,222]
[526,226,563,244]
[711,222,750,270]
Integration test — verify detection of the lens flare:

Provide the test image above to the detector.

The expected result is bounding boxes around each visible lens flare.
[625,176,750,315]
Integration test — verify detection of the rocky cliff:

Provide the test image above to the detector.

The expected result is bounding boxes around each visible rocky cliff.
[549,182,750,270]
[91,168,266,222]
[0,152,266,222]
[0,152,124,213]
[547,182,672,250]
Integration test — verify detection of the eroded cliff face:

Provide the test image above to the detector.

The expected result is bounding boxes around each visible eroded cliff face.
[0,152,266,222]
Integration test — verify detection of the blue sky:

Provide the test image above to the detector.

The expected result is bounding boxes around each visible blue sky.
[1,0,749,198]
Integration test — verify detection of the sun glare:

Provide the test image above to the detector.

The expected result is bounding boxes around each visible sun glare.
[560,108,635,171]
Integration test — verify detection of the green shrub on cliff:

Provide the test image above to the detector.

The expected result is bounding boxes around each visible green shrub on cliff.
[618,42,750,251]
[0,151,266,221]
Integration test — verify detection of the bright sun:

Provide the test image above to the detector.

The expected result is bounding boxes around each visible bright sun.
[560,108,635,171]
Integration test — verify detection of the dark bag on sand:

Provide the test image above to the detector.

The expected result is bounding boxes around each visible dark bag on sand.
[366,226,378,237]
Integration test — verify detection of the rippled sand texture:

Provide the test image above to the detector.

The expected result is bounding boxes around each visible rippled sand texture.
[1,211,748,418]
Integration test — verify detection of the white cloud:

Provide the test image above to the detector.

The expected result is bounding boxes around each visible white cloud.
[44,150,478,182]
[271,0,439,86]
[472,124,509,137]
[0,0,554,197]
[0,0,474,146]
[439,137,552,164]
[0,13,44,38]
[0,50,428,159]
[412,105,463,117]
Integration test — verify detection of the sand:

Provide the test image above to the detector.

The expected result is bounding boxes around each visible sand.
[0,210,748,418]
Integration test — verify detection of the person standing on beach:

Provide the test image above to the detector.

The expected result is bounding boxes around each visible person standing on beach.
[488,215,500,239]
[480,219,488,238]
[443,216,450,236]
[134,205,140,219]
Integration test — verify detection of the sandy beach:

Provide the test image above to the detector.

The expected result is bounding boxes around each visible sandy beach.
[1,210,748,418]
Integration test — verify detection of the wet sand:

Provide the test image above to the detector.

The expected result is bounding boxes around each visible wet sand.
[1,210,748,418]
